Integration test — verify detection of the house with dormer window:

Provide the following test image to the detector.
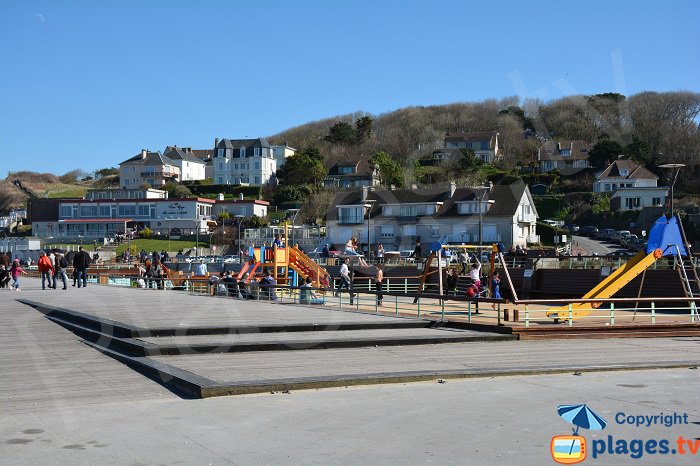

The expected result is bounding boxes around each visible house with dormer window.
[538,140,591,172]
[324,157,381,188]
[443,132,500,163]
[119,150,180,189]
[163,146,207,181]
[212,138,277,185]
[594,160,668,211]
[326,181,538,251]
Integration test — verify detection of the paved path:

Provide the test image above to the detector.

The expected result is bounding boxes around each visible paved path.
[572,235,621,255]
[2,368,699,465]
[0,293,175,416]
[3,278,700,464]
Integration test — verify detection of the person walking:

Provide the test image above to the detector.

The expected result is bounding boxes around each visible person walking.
[335,258,355,303]
[10,259,27,291]
[413,241,423,261]
[73,246,91,288]
[38,252,54,290]
[375,263,384,306]
[53,253,69,290]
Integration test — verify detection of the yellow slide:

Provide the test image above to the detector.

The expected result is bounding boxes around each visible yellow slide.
[547,248,662,319]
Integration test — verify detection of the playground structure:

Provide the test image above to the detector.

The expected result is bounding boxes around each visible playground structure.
[547,215,699,320]
[236,224,331,288]
[413,243,519,302]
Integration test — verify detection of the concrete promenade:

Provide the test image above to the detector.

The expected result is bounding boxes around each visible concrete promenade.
[2,278,699,464]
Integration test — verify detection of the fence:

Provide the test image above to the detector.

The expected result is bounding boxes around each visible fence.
[518,297,700,327]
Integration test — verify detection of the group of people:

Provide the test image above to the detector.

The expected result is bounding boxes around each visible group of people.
[0,247,92,292]
[134,252,169,289]
[36,247,92,290]
[207,267,278,301]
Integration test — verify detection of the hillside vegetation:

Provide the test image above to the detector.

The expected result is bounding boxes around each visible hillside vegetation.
[269,91,700,190]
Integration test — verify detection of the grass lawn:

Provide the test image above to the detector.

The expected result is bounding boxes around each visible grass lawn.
[114,239,208,255]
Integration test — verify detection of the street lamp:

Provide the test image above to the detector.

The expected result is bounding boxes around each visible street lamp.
[364,200,376,260]
[287,209,300,247]
[478,187,488,247]
[234,214,244,259]
[658,163,685,219]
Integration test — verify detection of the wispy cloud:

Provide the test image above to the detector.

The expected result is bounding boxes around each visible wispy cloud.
[36,13,45,23]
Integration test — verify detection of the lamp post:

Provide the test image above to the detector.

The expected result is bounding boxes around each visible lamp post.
[658,163,685,219]
[234,214,244,260]
[478,188,488,247]
[364,200,376,261]
[287,209,300,247]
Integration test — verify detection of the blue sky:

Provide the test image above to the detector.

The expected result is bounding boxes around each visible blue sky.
[1,0,699,176]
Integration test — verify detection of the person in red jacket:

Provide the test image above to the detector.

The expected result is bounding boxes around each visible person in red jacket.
[37,251,55,290]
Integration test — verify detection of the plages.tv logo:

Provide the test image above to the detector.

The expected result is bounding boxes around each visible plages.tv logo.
[551,404,607,464]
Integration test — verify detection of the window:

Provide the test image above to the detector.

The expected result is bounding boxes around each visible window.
[652,197,661,206]
[338,207,363,224]
[254,162,260,169]
[625,198,641,209]
[430,226,440,237]
[604,183,611,191]
[619,169,629,176]
[254,147,260,157]
[124,179,130,186]
[380,226,394,238]
[254,176,260,184]
[60,206,72,218]
[218,163,223,170]
[480,141,489,150]
[240,147,246,158]
[138,205,149,216]
[99,206,110,217]
[217,177,223,184]
[234,163,238,170]
[118,205,137,216]
[217,149,224,157]
[466,142,473,149]
[560,149,571,156]
[338,165,354,174]
[400,205,417,217]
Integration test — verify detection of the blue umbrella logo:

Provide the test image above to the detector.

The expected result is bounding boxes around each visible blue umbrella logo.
[558,404,607,434]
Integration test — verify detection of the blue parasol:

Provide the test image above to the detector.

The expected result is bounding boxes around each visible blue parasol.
[557,404,607,434]
[558,404,607,456]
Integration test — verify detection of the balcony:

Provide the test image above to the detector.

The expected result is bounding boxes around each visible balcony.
[518,214,537,223]
[397,215,417,224]
[338,216,364,225]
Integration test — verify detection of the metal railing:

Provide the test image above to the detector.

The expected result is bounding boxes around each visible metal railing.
[519,297,700,327]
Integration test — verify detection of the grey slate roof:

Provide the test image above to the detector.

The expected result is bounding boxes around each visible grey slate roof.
[120,151,176,166]
[328,181,526,221]
[163,146,206,164]
[216,138,271,150]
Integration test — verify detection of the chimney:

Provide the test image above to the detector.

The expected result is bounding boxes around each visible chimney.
[239,193,244,201]
[218,193,224,201]
[449,181,457,197]
[141,149,147,159]
[361,185,368,202]
[215,138,219,148]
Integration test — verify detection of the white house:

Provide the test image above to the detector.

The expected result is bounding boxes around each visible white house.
[326,181,538,250]
[163,146,207,181]
[594,160,668,211]
[212,138,277,185]
[271,144,296,169]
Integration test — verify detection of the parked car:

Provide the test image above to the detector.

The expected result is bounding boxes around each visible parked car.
[564,224,580,233]
[596,228,616,240]
[580,225,598,236]
[610,230,631,244]
[542,219,558,227]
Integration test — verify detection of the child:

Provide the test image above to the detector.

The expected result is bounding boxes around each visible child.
[491,271,502,310]
[10,259,27,291]
[469,255,482,291]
